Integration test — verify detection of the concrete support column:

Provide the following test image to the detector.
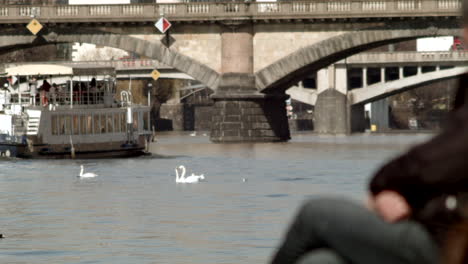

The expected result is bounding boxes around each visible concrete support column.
[380,67,385,83]
[210,22,290,142]
[350,104,366,132]
[371,99,390,131]
[314,64,350,134]
[363,67,368,87]
[314,89,348,134]
[417,66,422,75]
[316,68,329,93]
[399,67,403,79]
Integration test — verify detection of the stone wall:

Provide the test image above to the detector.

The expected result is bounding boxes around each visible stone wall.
[194,106,213,131]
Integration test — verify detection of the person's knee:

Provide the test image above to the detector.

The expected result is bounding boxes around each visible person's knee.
[299,198,360,220]
[401,223,439,264]
[296,249,349,264]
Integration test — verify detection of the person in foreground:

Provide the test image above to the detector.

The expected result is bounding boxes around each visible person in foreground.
[270,4,468,264]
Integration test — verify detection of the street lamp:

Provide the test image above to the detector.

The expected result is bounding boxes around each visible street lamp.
[147,82,153,107]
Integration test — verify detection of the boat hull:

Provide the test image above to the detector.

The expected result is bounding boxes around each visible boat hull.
[0,143,147,159]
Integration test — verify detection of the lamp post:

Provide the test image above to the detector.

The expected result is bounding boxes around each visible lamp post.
[147,82,152,107]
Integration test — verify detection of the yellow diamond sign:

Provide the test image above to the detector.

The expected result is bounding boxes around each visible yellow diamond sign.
[26,19,43,35]
[151,69,161,81]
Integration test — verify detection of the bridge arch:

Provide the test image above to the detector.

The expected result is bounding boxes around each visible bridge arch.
[0,31,220,89]
[255,25,460,93]
[349,66,467,105]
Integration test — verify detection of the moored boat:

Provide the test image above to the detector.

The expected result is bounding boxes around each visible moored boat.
[0,64,152,159]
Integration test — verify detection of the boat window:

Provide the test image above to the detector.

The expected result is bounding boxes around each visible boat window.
[64,116,72,135]
[73,115,80,135]
[93,115,100,134]
[51,115,58,135]
[133,112,138,130]
[100,114,106,134]
[121,113,126,132]
[114,113,120,133]
[106,114,113,133]
[80,115,87,135]
[59,116,65,135]
[143,112,149,131]
[86,115,93,134]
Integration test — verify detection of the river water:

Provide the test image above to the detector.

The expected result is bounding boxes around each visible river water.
[0,132,432,264]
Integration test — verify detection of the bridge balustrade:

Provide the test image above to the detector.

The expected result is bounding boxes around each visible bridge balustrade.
[18,6,40,17]
[396,0,422,10]
[0,0,462,22]
[187,3,210,14]
[438,0,461,9]
[122,5,144,16]
[362,1,387,11]
[0,7,8,16]
[160,4,177,15]
[327,2,352,12]
[291,2,317,13]
[342,51,468,65]
[89,5,111,16]
[56,6,78,16]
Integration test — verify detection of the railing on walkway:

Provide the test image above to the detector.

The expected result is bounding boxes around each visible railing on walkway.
[0,0,461,23]
[341,51,468,65]
[4,59,170,72]
[7,91,105,107]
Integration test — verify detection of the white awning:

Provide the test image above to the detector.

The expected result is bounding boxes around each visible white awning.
[5,64,74,76]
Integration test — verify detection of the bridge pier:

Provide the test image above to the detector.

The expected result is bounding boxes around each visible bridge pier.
[210,22,290,142]
[210,74,290,142]
[314,65,366,134]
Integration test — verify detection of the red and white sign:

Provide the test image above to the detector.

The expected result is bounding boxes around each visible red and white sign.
[155,17,172,34]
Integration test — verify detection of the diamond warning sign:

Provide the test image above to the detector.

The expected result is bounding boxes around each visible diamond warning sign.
[26,19,43,35]
[155,17,172,34]
[151,69,161,81]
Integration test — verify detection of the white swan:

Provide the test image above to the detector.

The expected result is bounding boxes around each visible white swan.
[79,165,98,178]
[175,165,204,183]
[190,132,197,136]
[185,173,205,182]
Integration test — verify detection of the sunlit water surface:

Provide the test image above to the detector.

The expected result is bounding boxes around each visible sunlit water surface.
[0,132,432,264]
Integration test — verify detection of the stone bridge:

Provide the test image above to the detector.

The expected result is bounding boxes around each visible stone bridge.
[0,0,462,141]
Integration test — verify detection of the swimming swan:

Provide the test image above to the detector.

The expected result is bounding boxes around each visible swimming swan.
[79,165,98,178]
[175,165,204,183]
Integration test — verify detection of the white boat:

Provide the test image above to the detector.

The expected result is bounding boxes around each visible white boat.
[0,64,152,159]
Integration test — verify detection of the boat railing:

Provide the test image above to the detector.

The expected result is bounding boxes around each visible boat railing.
[6,91,107,107]
[50,91,106,106]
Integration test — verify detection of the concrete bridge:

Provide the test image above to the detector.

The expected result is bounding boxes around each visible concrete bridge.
[0,0,462,141]
[288,51,468,106]
[286,51,468,133]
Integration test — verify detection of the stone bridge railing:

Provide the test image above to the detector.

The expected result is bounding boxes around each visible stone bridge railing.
[339,51,468,65]
[0,0,461,23]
